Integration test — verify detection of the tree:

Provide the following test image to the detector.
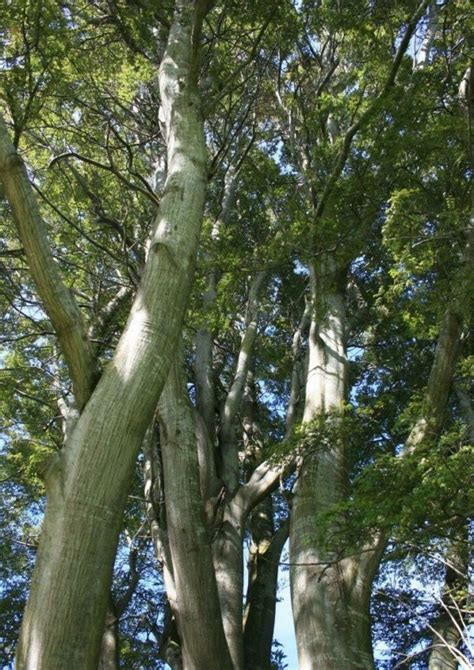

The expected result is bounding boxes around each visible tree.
[0,1,472,669]
[1,0,212,666]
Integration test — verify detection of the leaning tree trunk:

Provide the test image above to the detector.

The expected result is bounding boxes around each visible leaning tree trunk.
[13,2,209,667]
[289,255,378,669]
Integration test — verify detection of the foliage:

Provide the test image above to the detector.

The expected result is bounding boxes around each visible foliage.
[0,0,472,667]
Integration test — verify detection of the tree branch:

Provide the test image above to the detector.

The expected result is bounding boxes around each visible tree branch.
[0,114,98,410]
[313,0,431,223]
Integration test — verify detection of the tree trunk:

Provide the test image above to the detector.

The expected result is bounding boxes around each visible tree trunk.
[15,2,209,667]
[290,255,377,669]
[244,507,289,670]
[98,601,120,670]
[428,541,468,670]
[241,367,288,669]
[157,347,233,670]
[210,496,246,670]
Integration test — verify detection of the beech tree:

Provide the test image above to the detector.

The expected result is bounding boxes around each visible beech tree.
[0,1,472,669]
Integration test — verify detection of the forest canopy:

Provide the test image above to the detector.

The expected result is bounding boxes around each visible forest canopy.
[0,1,472,669]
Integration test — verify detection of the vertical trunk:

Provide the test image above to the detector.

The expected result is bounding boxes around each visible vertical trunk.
[195,165,238,443]
[290,255,377,668]
[209,274,267,670]
[414,2,437,69]
[15,3,209,668]
[243,509,289,670]
[142,431,183,665]
[219,271,267,491]
[241,367,287,669]
[212,496,246,670]
[158,347,233,670]
[243,496,274,669]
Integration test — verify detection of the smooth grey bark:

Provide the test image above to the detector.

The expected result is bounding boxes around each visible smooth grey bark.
[214,310,311,669]
[142,271,272,670]
[280,6,446,666]
[98,542,140,670]
[290,255,465,669]
[286,301,311,435]
[404,310,464,453]
[14,2,210,667]
[414,2,437,69]
[142,429,183,666]
[157,346,233,670]
[195,164,238,443]
[98,600,120,670]
[142,180,269,670]
[209,493,246,670]
[210,272,270,670]
[290,256,378,669]
[240,369,286,670]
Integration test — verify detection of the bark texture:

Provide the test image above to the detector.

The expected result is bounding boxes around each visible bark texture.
[158,347,233,670]
[243,512,289,670]
[14,2,209,667]
[98,601,120,670]
[290,256,378,669]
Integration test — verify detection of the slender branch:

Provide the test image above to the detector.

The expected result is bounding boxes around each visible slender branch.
[0,114,98,410]
[32,182,125,266]
[49,151,160,206]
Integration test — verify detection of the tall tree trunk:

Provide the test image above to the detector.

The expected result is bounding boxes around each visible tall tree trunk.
[210,496,246,670]
[14,2,209,667]
[241,367,288,670]
[290,255,378,669]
